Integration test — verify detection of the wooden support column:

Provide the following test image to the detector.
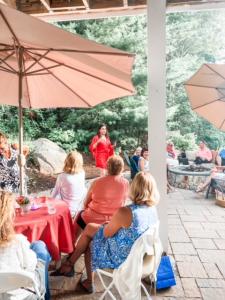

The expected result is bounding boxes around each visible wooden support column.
[147,0,167,250]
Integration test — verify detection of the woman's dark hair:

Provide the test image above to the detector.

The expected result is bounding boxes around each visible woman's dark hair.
[141,148,148,157]
[97,123,109,137]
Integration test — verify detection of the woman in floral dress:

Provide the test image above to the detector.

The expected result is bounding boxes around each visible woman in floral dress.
[0,133,20,193]
[0,132,29,193]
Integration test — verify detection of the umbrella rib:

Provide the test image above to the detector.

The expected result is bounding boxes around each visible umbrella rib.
[24,49,51,73]
[205,64,225,81]
[24,75,32,109]
[25,47,135,57]
[27,49,134,94]
[0,50,17,73]
[0,66,15,74]
[26,64,61,75]
[219,118,225,130]
[192,96,225,110]
[25,50,92,107]
[0,9,20,46]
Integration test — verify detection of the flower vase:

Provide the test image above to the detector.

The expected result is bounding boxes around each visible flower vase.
[20,204,31,214]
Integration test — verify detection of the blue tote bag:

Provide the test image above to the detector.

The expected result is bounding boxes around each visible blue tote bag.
[156,255,176,290]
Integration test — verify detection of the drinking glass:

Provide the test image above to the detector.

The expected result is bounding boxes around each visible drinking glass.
[46,199,56,214]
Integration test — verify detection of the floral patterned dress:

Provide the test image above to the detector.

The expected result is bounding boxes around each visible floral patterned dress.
[91,204,158,271]
[0,147,20,193]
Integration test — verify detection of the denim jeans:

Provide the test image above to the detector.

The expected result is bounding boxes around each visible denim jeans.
[30,241,51,300]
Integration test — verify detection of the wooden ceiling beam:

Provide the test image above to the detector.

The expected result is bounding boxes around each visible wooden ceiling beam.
[39,0,53,13]
[82,0,90,9]
[0,0,16,8]
[33,4,147,21]
[123,0,128,7]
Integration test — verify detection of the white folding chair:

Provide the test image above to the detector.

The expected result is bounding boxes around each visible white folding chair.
[0,270,45,300]
[96,226,162,300]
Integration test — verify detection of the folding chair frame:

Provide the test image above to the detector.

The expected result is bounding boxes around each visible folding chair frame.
[96,269,152,300]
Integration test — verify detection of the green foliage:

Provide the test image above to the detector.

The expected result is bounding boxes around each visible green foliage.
[169,132,197,151]
[1,12,225,153]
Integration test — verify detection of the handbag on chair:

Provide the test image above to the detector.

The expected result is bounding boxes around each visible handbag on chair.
[156,255,176,290]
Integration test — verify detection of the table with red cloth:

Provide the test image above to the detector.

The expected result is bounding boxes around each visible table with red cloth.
[14,199,74,260]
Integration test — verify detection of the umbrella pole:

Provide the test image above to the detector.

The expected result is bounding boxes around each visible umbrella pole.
[18,47,24,196]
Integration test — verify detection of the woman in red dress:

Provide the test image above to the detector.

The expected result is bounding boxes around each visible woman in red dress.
[89,124,114,176]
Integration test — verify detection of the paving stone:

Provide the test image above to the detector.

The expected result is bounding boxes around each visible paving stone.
[168,243,173,255]
[191,238,217,249]
[169,225,185,232]
[171,243,197,255]
[168,208,178,215]
[185,228,219,238]
[196,278,225,288]
[177,261,208,278]
[201,209,212,217]
[184,209,205,216]
[197,249,225,263]
[216,261,225,278]
[203,263,223,279]
[155,277,185,297]
[168,215,180,220]
[177,208,187,215]
[205,215,225,222]
[168,218,182,225]
[183,222,204,229]
[216,229,225,239]
[174,255,201,263]
[207,207,225,217]
[180,215,207,222]
[201,222,225,230]
[181,278,201,298]
[169,229,190,243]
[200,288,225,300]
[214,238,225,250]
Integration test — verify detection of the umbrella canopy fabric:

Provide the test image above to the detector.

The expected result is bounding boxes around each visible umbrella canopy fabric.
[0,3,135,195]
[0,3,135,108]
[184,63,225,131]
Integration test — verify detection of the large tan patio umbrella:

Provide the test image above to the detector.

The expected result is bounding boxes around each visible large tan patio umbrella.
[184,63,225,131]
[0,3,135,195]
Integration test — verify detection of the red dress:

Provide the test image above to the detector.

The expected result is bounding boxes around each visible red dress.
[90,135,114,169]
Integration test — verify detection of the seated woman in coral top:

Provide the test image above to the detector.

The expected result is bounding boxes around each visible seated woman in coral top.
[76,155,129,228]
[89,124,114,177]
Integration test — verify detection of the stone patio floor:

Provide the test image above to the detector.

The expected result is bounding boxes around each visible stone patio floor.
[50,189,225,300]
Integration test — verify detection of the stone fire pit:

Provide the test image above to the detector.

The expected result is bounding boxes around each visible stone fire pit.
[168,164,212,190]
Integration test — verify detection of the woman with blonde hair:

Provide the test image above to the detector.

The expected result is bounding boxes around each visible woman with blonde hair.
[51,150,87,216]
[0,191,51,299]
[53,172,159,293]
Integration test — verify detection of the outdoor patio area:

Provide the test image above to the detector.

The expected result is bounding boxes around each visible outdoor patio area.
[50,189,225,300]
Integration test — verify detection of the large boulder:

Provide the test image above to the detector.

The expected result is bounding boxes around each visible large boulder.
[31,138,67,175]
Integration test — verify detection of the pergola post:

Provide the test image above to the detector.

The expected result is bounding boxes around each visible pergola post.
[147,0,167,250]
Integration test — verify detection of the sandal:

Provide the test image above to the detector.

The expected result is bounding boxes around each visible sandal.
[80,279,95,294]
[50,259,75,277]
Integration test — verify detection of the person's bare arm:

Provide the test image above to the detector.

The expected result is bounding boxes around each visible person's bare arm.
[83,180,96,209]
[103,207,132,238]
[139,158,145,171]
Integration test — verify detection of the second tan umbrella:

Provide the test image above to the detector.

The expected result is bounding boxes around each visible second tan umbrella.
[185,63,225,130]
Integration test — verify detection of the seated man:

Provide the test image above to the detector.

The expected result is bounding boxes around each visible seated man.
[194,141,212,164]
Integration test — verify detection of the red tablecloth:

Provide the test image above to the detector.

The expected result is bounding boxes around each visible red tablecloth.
[14,199,74,260]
